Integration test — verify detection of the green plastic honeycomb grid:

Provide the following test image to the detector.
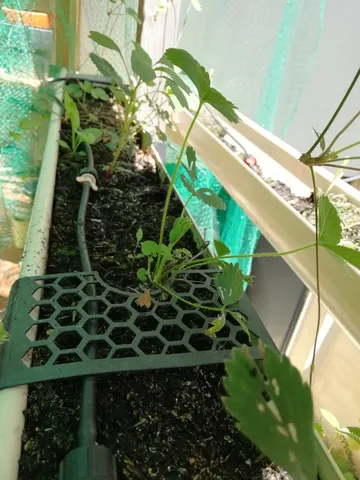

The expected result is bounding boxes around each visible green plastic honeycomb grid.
[0,270,276,388]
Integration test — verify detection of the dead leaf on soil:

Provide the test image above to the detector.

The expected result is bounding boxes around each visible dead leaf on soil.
[135,289,152,308]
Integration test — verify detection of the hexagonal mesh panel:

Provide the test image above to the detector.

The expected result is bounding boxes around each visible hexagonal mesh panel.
[0,271,276,388]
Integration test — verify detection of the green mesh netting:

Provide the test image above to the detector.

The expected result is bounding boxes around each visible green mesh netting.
[0,0,44,251]
[165,0,324,277]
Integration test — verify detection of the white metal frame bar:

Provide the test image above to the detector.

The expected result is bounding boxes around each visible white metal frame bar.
[168,110,360,349]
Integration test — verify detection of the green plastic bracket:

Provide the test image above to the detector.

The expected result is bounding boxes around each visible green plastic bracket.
[0,270,276,388]
[59,445,116,480]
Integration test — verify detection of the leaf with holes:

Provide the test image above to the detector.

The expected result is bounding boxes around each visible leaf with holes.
[64,92,80,130]
[318,196,342,245]
[223,346,316,480]
[90,53,129,93]
[57,140,70,150]
[197,188,226,210]
[203,88,239,123]
[215,263,244,306]
[229,311,250,340]
[89,31,121,53]
[320,408,340,429]
[131,43,156,85]
[214,239,230,257]
[322,244,360,269]
[141,241,159,256]
[136,228,143,243]
[136,289,152,308]
[137,268,148,282]
[156,66,192,94]
[164,48,210,98]
[169,217,192,246]
[180,174,196,195]
[205,313,225,337]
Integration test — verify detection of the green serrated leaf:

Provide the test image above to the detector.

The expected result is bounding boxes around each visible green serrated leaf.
[137,268,148,281]
[90,53,129,93]
[65,83,83,97]
[318,196,342,245]
[80,80,93,93]
[322,244,360,269]
[205,313,225,337]
[203,88,239,123]
[180,174,196,195]
[214,239,230,257]
[320,408,340,429]
[314,422,325,438]
[197,188,226,210]
[64,92,80,131]
[131,43,156,85]
[166,78,189,109]
[141,240,159,256]
[92,87,110,101]
[169,217,192,246]
[77,129,97,145]
[136,227,143,243]
[223,347,316,480]
[57,139,70,150]
[0,325,9,344]
[164,48,210,98]
[215,263,244,306]
[156,66,192,94]
[343,473,356,480]
[229,311,250,340]
[89,31,120,53]
[126,7,142,23]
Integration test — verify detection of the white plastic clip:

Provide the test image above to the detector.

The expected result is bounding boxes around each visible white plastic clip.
[76,173,98,191]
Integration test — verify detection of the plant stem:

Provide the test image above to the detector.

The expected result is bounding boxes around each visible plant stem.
[306,68,360,156]
[155,281,225,313]
[181,194,194,217]
[329,433,339,454]
[154,100,203,277]
[322,164,360,171]
[322,110,360,156]
[178,243,316,271]
[309,166,321,388]
[332,140,360,156]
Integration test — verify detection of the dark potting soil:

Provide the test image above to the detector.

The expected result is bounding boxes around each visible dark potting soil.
[19,98,288,480]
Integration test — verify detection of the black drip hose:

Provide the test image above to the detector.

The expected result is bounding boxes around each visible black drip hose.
[76,141,98,447]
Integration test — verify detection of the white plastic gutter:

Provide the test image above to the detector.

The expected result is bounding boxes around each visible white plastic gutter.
[169,110,360,349]
[210,106,360,207]
[0,73,65,480]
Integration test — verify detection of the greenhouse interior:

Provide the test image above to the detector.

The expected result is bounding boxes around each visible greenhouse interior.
[0,1,359,479]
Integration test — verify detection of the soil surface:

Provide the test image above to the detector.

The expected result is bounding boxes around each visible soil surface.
[19,97,288,479]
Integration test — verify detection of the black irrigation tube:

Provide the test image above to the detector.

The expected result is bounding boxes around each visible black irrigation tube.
[59,141,117,479]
